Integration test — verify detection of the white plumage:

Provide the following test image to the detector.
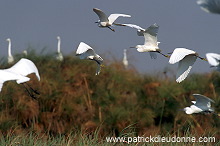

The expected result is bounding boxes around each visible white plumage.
[0,58,40,92]
[197,0,220,14]
[6,38,14,64]
[76,42,104,75]
[93,8,131,31]
[56,36,64,62]
[123,49,128,69]
[206,53,220,71]
[129,23,168,59]
[169,48,207,83]
[183,94,215,114]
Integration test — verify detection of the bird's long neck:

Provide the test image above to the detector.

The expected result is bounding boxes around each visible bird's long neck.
[57,38,61,53]
[8,40,12,57]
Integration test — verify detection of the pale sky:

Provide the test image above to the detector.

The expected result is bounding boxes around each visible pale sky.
[0,0,219,74]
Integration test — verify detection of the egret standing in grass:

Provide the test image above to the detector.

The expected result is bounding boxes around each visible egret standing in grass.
[169,48,207,83]
[93,8,131,32]
[76,42,104,75]
[129,23,169,59]
[206,53,220,71]
[6,38,14,64]
[197,0,220,14]
[0,58,40,99]
[56,36,64,62]
[183,94,215,114]
[123,49,128,69]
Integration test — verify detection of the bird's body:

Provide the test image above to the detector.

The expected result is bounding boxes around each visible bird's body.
[93,8,131,31]
[6,38,14,64]
[129,23,168,59]
[197,0,220,14]
[76,42,103,75]
[206,53,220,71]
[0,58,40,92]
[169,48,207,83]
[184,94,214,114]
[123,49,128,69]
[56,36,64,61]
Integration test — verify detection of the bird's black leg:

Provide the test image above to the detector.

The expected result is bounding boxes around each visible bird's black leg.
[107,26,115,32]
[24,83,40,95]
[21,83,37,100]
[157,51,170,58]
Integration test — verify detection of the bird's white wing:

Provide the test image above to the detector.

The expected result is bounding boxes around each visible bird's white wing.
[123,23,145,36]
[176,55,197,83]
[93,8,109,22]
[206,53,220,66]
[169,48,196,64]
[108,14,131,25]
[76,42,96,59]
[95,64,101,75]
[5,58,40,81]
[143,24,159,46]
[193,94,215,110]
[197,0,220,14]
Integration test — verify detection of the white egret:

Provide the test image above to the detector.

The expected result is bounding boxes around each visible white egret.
[129,23,169,59]
[93,8,131,32]
[197,0,220,14]
[206,53,220,71]
[123,49,128,69]
[183,94,215,114]
[6,38,14,64]
[76,42,104,75]
[169,48,207,83]
[0,58,40,99]
[56,36,64,61]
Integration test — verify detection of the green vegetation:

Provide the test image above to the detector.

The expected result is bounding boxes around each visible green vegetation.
[0,49,219,145]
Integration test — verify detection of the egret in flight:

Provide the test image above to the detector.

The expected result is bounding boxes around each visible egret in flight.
[206,53,220,71]
[197,0,220,14]
[93,8,131,32]
[169,48,207,83]
[56,36,64,61]
[129,23,169,59]
[76,42,104,75]
[6,38,14,64]
[123,49,128,69]
[183,94,215,114]
[0,58,40,99]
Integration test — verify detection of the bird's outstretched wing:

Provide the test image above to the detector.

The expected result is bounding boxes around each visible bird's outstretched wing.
[193,94,215,109]
[5,58,40,81]
[169,48,196,64]
[122,23,145,36]
[197,0,220,14]
[76,42,96,59]
[108,14,131,25]
[176,55,197,83]
[93,8,109,22]
[143,24,159,46]
[206,53,220,66]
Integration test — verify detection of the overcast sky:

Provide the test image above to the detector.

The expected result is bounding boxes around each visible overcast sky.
[0,0,219,74]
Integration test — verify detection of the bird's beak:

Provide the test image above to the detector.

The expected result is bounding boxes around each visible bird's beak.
[95,21,98,23]
[130,47,136,48]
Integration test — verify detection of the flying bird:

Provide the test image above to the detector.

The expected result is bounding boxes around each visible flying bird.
[56,36,64,61]
[6,38,14,64]
[123,23,146,36]
[93,8,131,32]
[197,0,220,14]
[169,48,207,83]
[183,94,215,114]
[129,23,169,59]
[0,58,40,99]
[76,42,104,75]
[206,53,220,71]
[123,49,128,69]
